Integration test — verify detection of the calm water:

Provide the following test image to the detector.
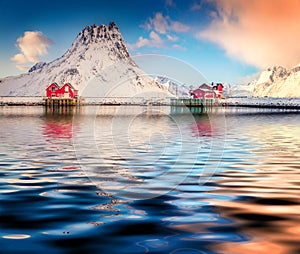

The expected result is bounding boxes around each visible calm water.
[0,106,299,254]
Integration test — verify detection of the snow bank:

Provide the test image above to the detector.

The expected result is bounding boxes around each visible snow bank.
[0,96,43,105]
[83,97,171,105]
[222,97,300,108]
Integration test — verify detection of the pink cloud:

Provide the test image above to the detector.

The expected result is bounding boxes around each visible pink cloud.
[198,0,300,69]
[11,31,53,70]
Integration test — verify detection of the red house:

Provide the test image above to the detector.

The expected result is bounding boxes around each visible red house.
[190,83,215,99]
[213,83,224,99]
[46,83,60,98]
[46,83,78,98]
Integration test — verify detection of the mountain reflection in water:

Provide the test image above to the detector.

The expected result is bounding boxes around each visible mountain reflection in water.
[0,106,299,254]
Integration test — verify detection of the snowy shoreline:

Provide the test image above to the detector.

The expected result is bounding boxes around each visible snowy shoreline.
[221,97,300,109]
[0,96,44,105]
[0,96,171,106]
[1,96,300,108]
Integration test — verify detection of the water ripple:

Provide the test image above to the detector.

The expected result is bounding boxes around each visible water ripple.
[0,106,299,253]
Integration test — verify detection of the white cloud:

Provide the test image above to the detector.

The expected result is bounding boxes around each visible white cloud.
[130,12,190,50]
[129,31,165,50]
[149,31,164,46]
[147,12,169,34]
[167,34,179,42]
[198,0,300,69]
[135,37,150,48]
[11,31,53,70]
[144,12,190,35]
[170,21,190,33]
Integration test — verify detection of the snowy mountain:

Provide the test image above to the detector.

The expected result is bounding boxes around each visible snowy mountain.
[28,62,47,73]
[229,83,254,97]
[252,66,300,98]
[230,65,300,98]
[0,22,170,97]
[154,76,190,97]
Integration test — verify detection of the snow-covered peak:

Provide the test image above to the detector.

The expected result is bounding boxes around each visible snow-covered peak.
[0,22,170,97]
[78,23,120,44]
[63,22,131,65]
[292,64,300,73]
[256,66,289,85]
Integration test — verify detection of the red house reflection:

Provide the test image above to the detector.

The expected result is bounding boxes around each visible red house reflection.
[191,121,213,137]
[42,107,78,141]
[43,121,74,140]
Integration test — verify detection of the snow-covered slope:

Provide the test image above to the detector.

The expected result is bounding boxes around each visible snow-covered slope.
[0,22,170,97]
[230,65,300,98]
[229,83,255,97]
[252,66,300,98]
[154,76,190,97]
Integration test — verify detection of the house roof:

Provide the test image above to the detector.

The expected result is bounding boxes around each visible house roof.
[62,83,78,91]
[194,84,213,93]
[199,83,213,90]
[46,82,78,90]
[46,82,60,89]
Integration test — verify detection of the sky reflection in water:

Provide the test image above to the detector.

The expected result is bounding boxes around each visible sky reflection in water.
[0,106,299,254]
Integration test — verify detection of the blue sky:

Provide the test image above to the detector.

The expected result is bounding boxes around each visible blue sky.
[1,0,299,84]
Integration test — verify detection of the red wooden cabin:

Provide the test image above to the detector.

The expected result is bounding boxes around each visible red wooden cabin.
[46,83,78,98]
[60,83,78,98]
[190,83,215,99]
[46,83,60,98]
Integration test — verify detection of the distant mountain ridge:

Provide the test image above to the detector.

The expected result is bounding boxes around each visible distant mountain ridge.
[0,22,169,97]
[154,76,190,97]
[252,65,300,97]
[231,65,300,98]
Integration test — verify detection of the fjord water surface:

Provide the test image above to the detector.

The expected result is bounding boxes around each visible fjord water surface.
[0,106,299,254]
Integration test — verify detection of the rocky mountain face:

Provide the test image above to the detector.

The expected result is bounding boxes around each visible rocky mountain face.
[0,22,169,97]
[252,65,300,97]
